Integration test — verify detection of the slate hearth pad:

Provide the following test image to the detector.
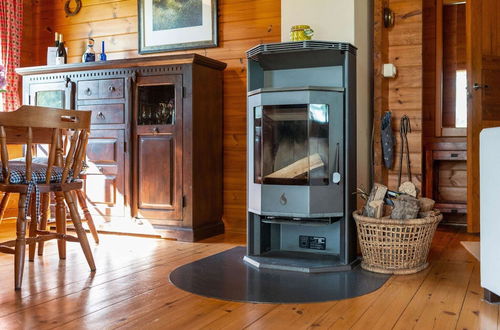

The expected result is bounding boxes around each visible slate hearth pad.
[169,247,390,304]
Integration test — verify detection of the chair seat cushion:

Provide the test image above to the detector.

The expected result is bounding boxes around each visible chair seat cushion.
[10,156,89,172]
[0,161,69,184]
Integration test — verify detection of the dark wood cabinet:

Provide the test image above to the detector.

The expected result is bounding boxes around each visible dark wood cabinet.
[16,54,226,241]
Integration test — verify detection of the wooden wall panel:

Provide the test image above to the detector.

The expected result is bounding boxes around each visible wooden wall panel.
[27,0,281,233]
[374,0,423,191]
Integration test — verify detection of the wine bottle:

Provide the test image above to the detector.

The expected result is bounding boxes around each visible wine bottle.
[54,32,59,47]
[82,38,96,62]
[100,41,107,61]
[55,34,67,65]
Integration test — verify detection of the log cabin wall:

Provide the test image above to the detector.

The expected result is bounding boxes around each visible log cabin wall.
[374,0,423,191]
[23,0,281,233]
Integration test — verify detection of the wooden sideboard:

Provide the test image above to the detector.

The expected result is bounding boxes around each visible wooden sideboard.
[16,54,227,241]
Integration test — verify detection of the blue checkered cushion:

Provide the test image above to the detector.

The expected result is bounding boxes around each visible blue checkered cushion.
[0,161,70,184]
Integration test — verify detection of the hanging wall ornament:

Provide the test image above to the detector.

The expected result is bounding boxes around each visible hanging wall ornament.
[64,0,82,17]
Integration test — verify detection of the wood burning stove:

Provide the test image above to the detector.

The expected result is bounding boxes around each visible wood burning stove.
[244,41,358,272]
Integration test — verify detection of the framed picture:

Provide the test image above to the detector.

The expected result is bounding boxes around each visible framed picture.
[138,0,218,54]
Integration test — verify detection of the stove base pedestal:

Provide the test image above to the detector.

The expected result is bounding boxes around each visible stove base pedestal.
[244,251,360,273]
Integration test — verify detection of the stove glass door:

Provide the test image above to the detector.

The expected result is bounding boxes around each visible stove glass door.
[254,104,329,185]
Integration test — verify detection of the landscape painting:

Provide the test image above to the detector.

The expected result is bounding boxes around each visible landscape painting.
[153,0,203,31]
[139,0,218,53]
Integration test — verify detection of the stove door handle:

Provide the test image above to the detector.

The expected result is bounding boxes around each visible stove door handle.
[332,143,342,184]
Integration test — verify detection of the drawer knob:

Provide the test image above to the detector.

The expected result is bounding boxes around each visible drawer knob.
[85,88,92,96]
[97,166,104,172]
[108,86,116,92]
[152,127,160,135]
[96,111,105,120]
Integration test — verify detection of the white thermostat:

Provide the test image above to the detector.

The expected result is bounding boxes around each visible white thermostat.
[382,63,397,78]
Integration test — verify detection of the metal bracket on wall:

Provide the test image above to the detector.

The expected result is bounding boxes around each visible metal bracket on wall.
[383,7,395,28]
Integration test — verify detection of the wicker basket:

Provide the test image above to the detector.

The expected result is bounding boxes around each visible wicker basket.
[353,210,443,275]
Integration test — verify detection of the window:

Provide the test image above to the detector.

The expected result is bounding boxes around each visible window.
[455,70,467,128]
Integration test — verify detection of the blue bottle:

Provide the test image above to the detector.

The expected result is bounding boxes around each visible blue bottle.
[100,41,107,61]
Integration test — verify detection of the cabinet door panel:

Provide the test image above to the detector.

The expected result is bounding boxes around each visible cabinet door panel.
[134,74,183,221]
[138,135,174,210]
[84,129,125,216]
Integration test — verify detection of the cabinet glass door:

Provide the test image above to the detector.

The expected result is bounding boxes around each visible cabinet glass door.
[138,85,175,126]
[29,81,74,109]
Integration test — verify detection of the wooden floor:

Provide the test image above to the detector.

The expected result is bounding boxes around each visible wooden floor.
[0,223,497,329]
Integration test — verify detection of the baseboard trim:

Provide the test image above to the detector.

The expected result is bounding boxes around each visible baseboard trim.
[153,221,225,242]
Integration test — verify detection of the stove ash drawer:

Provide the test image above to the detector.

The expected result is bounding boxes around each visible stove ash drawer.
[258,185,344,217]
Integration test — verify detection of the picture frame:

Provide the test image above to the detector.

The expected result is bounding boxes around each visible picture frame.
[138,0,218,54]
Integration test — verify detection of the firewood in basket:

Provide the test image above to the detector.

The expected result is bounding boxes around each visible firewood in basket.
[419,197,435,212]
[391,195,420,220]
[266,153,324,179]
[398,181,418,197]
[367,200,384,218]
[362,183,388,216]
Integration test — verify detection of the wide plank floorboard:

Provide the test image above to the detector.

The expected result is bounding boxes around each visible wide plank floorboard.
[0,224,497,329]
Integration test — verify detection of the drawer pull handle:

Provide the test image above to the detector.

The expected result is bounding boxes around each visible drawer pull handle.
[108,86,116,92]
[96,112,105,120]
[85,88,92,96]
[152,127,160,135]
[451,153,459,158]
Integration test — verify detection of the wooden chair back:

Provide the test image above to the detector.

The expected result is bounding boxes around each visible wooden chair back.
[0,105,91,185]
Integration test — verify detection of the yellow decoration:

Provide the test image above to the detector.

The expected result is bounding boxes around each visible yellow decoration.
[289,25,314,41]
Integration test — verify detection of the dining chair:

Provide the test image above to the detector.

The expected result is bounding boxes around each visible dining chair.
[0,129,100,251]
[0,105,96,289]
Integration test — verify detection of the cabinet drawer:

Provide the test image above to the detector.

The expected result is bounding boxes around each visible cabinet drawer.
[99,79,124,99]
[78,80,99,100]
[77,79,124,100]
[433,150,467,160]
[78,104,125,125]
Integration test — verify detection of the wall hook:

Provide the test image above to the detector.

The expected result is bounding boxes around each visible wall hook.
[383,7,395,28]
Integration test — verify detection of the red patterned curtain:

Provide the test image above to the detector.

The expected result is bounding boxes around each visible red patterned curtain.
[0,0,23,112]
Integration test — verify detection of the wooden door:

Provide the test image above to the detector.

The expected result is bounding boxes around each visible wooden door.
[467,0,500,232]
[84,129,126,217]
[133,75,183,222]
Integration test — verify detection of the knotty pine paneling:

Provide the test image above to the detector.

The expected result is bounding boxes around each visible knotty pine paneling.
[374,0,423,191]
[27,0,281,232]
